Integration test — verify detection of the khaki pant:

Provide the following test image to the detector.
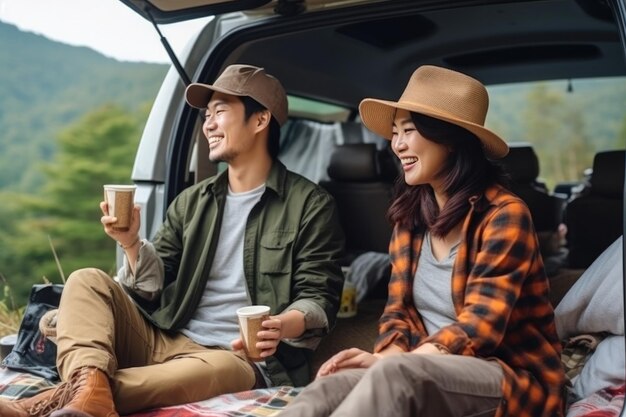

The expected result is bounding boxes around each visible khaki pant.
[55,268,256,415]
[279,353,503,417]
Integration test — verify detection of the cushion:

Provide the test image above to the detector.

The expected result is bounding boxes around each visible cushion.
[555,236,624,339]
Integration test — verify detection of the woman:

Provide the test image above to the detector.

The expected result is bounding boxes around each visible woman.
[280,65,565,417]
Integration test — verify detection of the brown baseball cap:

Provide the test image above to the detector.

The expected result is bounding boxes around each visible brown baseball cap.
[185,64,289,126]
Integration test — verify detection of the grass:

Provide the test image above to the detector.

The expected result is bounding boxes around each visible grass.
[0,273,24,338]
[0,236,66,338]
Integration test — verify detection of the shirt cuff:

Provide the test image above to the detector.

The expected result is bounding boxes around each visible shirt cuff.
[117,240,164,301]
[281,299,329,350]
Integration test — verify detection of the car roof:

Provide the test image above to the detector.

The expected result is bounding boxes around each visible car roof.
[118,0,625,108]
[211,0,626,108]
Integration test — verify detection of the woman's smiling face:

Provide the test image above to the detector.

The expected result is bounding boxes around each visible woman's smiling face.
[391,109,451,189]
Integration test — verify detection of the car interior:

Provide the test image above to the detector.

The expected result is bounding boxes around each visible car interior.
[176,0,625,272]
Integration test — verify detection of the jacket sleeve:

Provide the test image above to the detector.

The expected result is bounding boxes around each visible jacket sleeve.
[151,190,187,290]
[287,188,345,347]
[423,200,543,356]
[121,189,187,312]
[374,226,427,353]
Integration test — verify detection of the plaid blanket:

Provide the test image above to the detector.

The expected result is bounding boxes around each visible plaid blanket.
[0,367,55,400]
[567,385,625,417]
[0,366,301,417]
[126,387,302,417]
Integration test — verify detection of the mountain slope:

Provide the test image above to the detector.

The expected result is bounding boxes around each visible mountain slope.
[0,22,168,191]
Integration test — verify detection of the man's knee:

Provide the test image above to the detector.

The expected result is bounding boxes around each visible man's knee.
[194,350,256,391]
[66,268,114,291]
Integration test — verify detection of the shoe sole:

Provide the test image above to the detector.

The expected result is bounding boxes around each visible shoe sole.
[50,410,94,417]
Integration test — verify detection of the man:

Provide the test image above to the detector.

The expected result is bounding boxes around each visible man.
[1,64,344,417]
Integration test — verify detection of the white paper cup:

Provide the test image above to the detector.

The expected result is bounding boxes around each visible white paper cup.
[0,333,17,360]
[103,184,136,231]
[236,305,270,362]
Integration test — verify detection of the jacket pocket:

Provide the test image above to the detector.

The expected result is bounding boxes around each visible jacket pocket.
[259,230,296,275]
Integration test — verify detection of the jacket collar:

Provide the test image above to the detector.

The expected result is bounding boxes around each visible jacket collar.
[468,183,507,213]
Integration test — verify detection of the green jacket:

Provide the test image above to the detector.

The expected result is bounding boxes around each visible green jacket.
[137,161,345,386]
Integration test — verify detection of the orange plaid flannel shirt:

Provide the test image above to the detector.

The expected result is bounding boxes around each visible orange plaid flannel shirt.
[375,185,565,417]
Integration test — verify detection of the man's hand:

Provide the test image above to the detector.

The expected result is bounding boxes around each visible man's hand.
[100,201,141,247]
[231,316,282,359]
[231,338,246,356]
[255,317,282,358]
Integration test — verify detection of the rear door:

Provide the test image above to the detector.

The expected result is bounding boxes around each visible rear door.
[118,0,271,23]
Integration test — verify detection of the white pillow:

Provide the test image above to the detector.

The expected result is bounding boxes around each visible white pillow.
[572,335,625,399]
[555,236,624,339]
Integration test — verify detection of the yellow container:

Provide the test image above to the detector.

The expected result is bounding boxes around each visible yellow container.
[337,279,357,318]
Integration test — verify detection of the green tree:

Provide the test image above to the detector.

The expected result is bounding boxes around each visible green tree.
[4,104,144,304]
[559,106,594,182]
[523,83,566,188]
[618,114,626,148]
[0,191,26,286]
[523,83,595,188]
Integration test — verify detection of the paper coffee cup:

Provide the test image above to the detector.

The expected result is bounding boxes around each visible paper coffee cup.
[236,305,270,362]
[103,184,136,231]
[0,333,17,360]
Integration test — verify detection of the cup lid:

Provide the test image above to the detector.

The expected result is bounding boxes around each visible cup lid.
[103,184,137,191]
[0,333,18,344]
[236,305,270,317]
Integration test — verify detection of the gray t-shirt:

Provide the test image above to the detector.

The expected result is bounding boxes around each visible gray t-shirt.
[412,232,459,335]
[181,184,265,348]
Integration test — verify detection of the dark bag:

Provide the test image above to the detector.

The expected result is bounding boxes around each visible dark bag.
[1,284,63,381]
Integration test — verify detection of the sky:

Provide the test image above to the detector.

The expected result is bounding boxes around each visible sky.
[0,0,212,63]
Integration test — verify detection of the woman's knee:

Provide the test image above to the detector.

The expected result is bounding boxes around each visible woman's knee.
[367,354,434,386]
[308,368,366,395]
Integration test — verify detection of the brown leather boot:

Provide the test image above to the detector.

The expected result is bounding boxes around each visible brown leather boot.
[0,383,67,417]
[49,367,118,417]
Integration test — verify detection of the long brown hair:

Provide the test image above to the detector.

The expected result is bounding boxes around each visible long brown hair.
[387,112,505,237]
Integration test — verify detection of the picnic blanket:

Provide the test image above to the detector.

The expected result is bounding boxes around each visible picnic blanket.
[567,385,625,417]
[0,366,302,417]
[3,365,626,417]
[126,387,302,417]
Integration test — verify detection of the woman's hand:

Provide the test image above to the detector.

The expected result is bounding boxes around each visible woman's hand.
[316,348,381,378]
[410,342,448,355]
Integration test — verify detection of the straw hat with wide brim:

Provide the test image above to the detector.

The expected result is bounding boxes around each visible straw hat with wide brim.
[359,65,509,159]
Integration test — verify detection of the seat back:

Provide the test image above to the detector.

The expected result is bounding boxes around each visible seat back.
[565,150,625,268]
[320,143,397,258]
[500,144,565,232]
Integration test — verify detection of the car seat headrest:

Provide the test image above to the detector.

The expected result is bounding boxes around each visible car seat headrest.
[326,143,400,182]
[590,150,625,197]
[500,145,539,182]
[327,144,379,182]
